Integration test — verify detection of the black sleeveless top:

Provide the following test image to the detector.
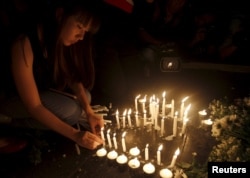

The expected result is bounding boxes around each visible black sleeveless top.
[4,23,54,98]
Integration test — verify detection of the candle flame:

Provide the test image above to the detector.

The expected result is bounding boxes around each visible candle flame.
[107,129,110,134]
[116,109,119,115]
[199,109,207,116]
[158,144,163,151]
[162,91,166,98]
[184,104,191,115]
[128,108,132,115]
[146,143,149,148]
[123,109,127,116]
[175,148,180,156]
[101,127,104,131]
[182,96,189,103]
[113,133,116,137]
[122,131,127,137]
[136,94,141,99]
[175,111,178,116]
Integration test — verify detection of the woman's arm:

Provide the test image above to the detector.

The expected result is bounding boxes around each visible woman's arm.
[11,36,102,149]
[70,82,104,135]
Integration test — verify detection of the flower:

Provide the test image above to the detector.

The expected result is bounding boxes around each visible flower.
[207,97,250,162]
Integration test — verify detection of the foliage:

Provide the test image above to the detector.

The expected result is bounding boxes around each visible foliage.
[207,96,250,162]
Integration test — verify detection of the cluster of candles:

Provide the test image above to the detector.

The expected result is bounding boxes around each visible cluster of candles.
[115,92,192,137]
[95,92,197,177]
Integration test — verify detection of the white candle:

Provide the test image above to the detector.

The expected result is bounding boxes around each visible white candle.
[122,109,127,128]
[107,129,112,148]
[101,127,105,146]
[143,162,155,175]
[180,96,189,121]
[139,95,147,113]
[154,100,159,130]
[169,148,180,167]
[116,109,120,129]
[121,131,127,152]
[145,144,149,161]
[181,118,188,136]
[127,108,132,127]
[135,94,141,112]
[159,168,173,178]
[162,91,166,116]
[157,144,163,165]
[143,109,147,126]
[160,117,164,137]
[113,133,118,150]
[129,146,140,157]
[173,111,178,137]
[171,99,175,118]
[135,111,139,127]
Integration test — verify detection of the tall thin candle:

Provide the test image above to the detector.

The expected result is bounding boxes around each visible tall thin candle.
[113,133,118,150]
[173,111,178,137]
[171,99,175,118]
[127,108,132,127]
[169,148,180,167]
[107,129,112,148]
[122,109,127,128]
[135,94,141,112]
[157,144,163,165]
[162,91,166,116]
[116,109,120,129]
[101,127,105,146]
[160,117,165,137]
[121,131,127,152]
[145,144,149,161]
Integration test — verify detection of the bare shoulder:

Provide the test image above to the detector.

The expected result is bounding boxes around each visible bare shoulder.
[11,34,33,66]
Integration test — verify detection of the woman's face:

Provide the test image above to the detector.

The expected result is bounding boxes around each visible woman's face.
[60,16,91,46]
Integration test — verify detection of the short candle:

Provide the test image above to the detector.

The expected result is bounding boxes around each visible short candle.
[96,147,107,157]
[159,168,173,178]
[143,162,155,174]
[129,146,140,157]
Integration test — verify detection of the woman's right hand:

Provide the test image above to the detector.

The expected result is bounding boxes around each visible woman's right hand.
[75,131,103,150]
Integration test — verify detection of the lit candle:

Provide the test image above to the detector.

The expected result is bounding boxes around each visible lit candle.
[181,118,188,136]
[122,109,127,128]
[169,148,180,168]
[107,129,112,148]
[129,146,140,157]
[135,111,139,127]
[127,108,132,127]
[173,111,178,137]
[171,99,175,118]
[180,96,189,121]
[96,147,107,157]
[121,131,127,152]
[143,109,147,126]
[159,168,173,178]
[143,162,155,175]
[157,144,163,165]
[139,95,147,113]
[145,144,149,161]
[101,127,105,146]
[162,91,166,116]
[154,99,159,130]
[160,117,165,137]
[203,118,213,125]
[116,109,120,129]
[135,94,141,112]
[113,133,118,150]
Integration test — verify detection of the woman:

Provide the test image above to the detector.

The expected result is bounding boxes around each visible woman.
[0,0,104,150]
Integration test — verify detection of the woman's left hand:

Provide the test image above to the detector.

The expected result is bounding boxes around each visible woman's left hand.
[87,113,104,136]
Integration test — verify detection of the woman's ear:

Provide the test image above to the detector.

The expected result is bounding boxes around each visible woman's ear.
[55,7,64,22]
